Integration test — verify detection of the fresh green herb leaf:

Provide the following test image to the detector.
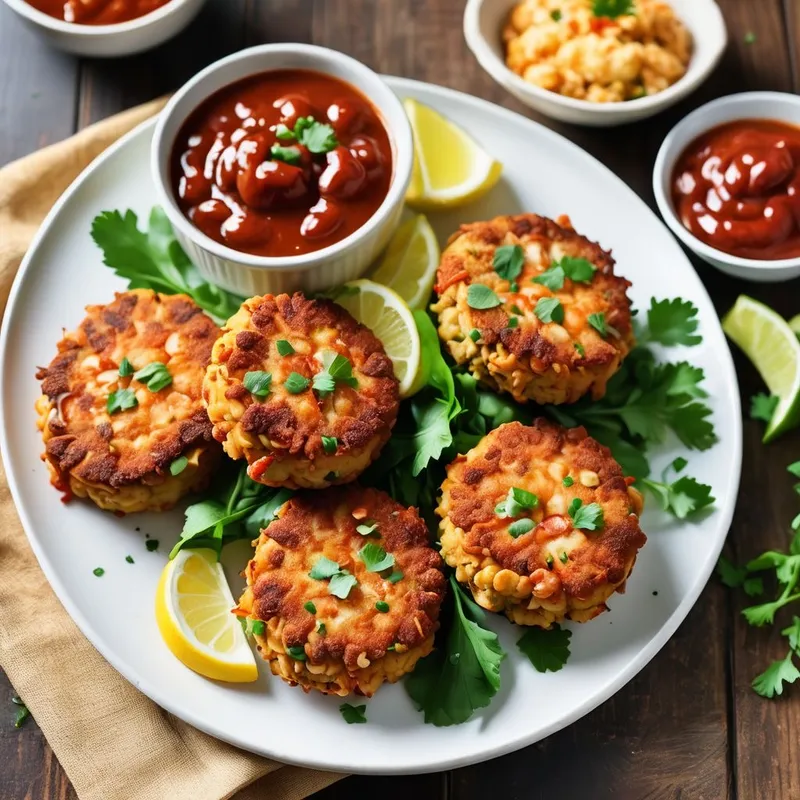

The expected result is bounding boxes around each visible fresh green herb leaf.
[356,521,379,536]
[573,342,585,357]
[284,372,310,394]
[287,645,307,661]
[107,388,138,414]
[359,542,395,573]
[517,625,571,672]
[339,703,367,724]
[717,554,747,588]
[93,567,105,577]
[275,123,294,141]
[551,9,562,20]
[317,622,327,636]
[329,571,358,599]
[169,456,188,476]
[321,436,338,455]
[496,486,539,518]
[313,350,358,396]
[125,555,134,564]
[744,577,765,597]
[507,316,518,329]
[467,284,502,310]
[309,556,342,580]
[645,297,701,346]
[587,312,607,337]
[296,119,338,154]
[782,616,800,652]
[559,551,569,564]
[568,499,605,530]
[509,518,535,538]
[276,339,295,356]
[468,328,481,342]
[671,456,688,473]
[642,475,715,519]
[535,297,564,324]
[592,0,634,18]
[118,357,134,377]
[270,144,302,165]
[559,256,596,282]
[243,371,272,398]
[134,362,172,392]
[387,570,404,583]
[493,244,525,281]
[532,264,566,291]
[752,653,800,698]
[751,393,778,423]
[304,601,317,614]
[375,601,390,613]
[788,461,800,479]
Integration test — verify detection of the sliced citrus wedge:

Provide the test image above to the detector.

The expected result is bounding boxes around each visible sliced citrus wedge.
[403,98,502,209]
[368,214,440,310]
[335,279,421,397]
[155,548,258,682]
[723,295,800,442]
[789,314,800,337]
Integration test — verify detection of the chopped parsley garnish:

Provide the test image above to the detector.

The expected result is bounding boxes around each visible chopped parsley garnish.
[284,372,310,394]
[496,486,539,518]
[339,703,367,724]
[118,357,134,377]
[93,567,105,577]
[295,117,339,154]
[567,498,604,531]
[356,521,379,536]
[329,571,358,599]
[375,601,390,613]
[559,551,569,564]
[275,123,294,140]
[509,518,535,538]
[644,298,701,346]
[587,312,608,337]
[468,328,481,342]
[125,555,134,564]
[146,539,159,552]
[751,393,778,423]
[467,284,502,310]
[134,362,172,392]
[546,554,554,569]
[493,244,525,281]
[317,622,327,636]
[562,476,574,487]
[592,0,634,18]
[321,436,338,455]
[313,350,358,396]
[534,257,596,290]
[507,316,519,329]
[270,144,302,165]
[287,645,307,661]
[309,556,342,580]
[359,542,395,573]
[551,9,562,20]
[534,297,564,324]
[387,570,404,583]
[169,456,188,476]
[573,342,586,357]
[303,601,317,614]
[276,339,295,356]
[107,388,138,414]
[517,625,571,672]
[642,474,715,519]
[243,371,272,398]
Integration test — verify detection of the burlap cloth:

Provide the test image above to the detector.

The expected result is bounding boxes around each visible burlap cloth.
[0,99,344,800]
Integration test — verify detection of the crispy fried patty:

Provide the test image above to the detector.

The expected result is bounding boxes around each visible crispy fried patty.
[203,293,399,489]
[437,419,646,627]
[431,214,635,405]
[237,486,446,696]
[35,290,221,513]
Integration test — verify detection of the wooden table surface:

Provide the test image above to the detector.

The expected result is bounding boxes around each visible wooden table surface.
[1,0,799,797]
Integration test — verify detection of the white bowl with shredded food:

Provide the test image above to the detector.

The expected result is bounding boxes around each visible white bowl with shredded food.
[464,0,727,127]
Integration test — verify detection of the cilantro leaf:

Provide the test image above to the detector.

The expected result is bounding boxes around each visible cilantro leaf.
[359,542,395,573]
[284,372,310,394]
[592,0,634,18]
[270,144,302,165]
[568,499,604,530]
[558,256,596,283]
[782,616,800,652]
[509,518,535,538]
[107,388,138,414]
[313,350,358,396]
[642,475,715,519]
[493,245,525,281]
[587,312,607,337]
[716,554,747,588]
[296,119,338,154]
[339,703,367,724]
[532,264,566,291]
[467,284,502,310]
[517,625,572,672]
[405,576,505,726]
[752,653,800,698]
[309,556,343,580]
[744,576,765,597]
[134,362,172,392]
[751,393,778,423]
[118,357,134,377]
[329,571,358,599]
[535,297,564,324]
[276,339,295,356]
[645,297,701,347]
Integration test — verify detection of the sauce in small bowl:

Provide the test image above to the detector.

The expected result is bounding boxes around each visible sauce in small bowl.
[24,0,171,24]
[170,69,393,259]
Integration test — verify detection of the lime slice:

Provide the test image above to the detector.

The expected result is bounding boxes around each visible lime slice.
[403,98,502,209]
[335,279,421,397]
[722,295,800,442]
[789,314,800,337]
[368,215,440,310]
[155,548,258,682]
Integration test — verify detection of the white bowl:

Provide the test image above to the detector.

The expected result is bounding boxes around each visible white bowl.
[653,91,800,283]
[463,0,727,127]
[0,0,205,57]
[151,43,413,297]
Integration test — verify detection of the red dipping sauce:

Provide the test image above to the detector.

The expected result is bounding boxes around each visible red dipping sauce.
[25,0,170,24]
[672,119,800,261]
[170,70,393,258]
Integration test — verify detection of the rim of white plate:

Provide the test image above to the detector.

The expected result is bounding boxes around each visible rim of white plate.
[0,76,743,774]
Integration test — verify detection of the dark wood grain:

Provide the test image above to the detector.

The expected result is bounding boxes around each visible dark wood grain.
[2,0,800,798]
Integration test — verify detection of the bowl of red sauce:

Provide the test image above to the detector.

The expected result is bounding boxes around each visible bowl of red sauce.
[1,0,205,56]
[151,44,413,297]
[654,92,800,282]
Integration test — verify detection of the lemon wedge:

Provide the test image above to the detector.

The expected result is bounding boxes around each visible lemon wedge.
[155,548,258,682]
[404,98,502,209]
[334,279,421,397]
[368,215,440,310]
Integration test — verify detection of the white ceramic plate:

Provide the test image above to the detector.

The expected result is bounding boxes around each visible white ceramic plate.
[0,77,742,774]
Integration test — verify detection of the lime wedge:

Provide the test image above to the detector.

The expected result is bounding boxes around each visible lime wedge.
[368,215,440,310]
[722,295,800,442]
[789,314,800,337]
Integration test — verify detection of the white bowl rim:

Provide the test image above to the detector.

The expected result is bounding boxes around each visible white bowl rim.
[1,0,196,35]
[150,42,413,272]
[653,90,800,271]
[462,0,727,116]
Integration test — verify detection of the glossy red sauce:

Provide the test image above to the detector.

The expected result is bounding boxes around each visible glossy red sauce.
[26,0,170,24]
[672,119,800,260]
[170,70,393,258]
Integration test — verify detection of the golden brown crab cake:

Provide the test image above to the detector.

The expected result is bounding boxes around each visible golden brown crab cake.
[203,292,399,489]
[437,419,646,627]
[236,486,446,697]
[430,213,635,405]
[35,290,221,513]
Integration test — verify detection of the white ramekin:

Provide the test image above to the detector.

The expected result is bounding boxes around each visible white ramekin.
[463,0,727,127]
[151,44,413,298]
[0,0,205,57]
[653,92,800,283]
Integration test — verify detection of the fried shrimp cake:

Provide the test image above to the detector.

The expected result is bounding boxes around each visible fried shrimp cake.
[35,290,221,513]
[431,213,635,405]
[437,419,646,627]
[203,293,399,489]
[236,486,446,697]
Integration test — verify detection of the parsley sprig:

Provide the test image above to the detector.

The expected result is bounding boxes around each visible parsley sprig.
[592,0,635,18]
[274,116,338,154]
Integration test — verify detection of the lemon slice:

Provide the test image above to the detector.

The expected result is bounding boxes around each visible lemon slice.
[723,295,800,442]
[155,548,258,682]
[335,279,421,397]
[404,98,502,209]
[368,215,440,310]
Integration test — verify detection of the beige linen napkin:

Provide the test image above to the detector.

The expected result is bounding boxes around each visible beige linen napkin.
[0,100,343,800]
